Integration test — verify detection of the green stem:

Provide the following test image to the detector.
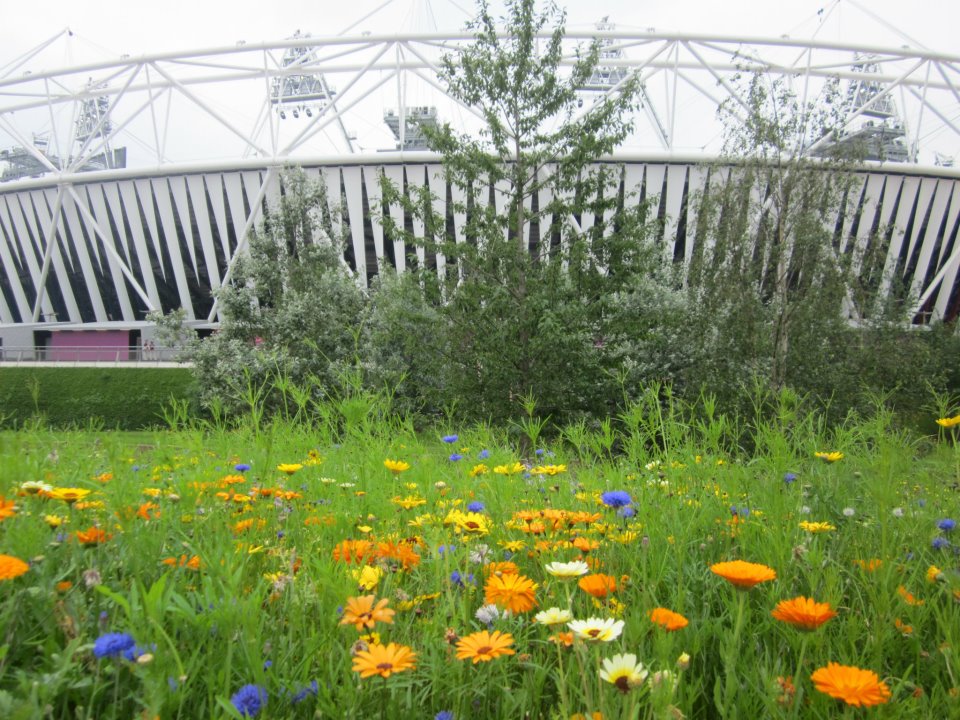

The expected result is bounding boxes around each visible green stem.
[791,634,810,719]
[555,638,570,717]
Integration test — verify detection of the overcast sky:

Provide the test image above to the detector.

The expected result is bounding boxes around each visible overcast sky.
[2,0,957,65]
[1,0,957,162]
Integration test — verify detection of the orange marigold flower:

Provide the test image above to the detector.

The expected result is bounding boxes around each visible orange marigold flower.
[136,502,160,521]
[649,607,689,631]
[853,559,882,572]
[332,539,374,565]
[0,496,17,520]
[455,630,516,663]
[340,595,396,631]
[572,537,600,553]
[55,580,73,593]
[0,554,30,580]
[484,573,538,613]
[897,585,924,606]
[710,560,777,588]
[484,561,520,577]
[351,642,416,679]
[810,663,891,707]
[771,596,837,630]
[75,527,110,545]
[578,573,618,598]
[549,631,575,647]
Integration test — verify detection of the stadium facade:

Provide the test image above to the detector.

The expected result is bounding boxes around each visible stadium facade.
[1,22,959,358]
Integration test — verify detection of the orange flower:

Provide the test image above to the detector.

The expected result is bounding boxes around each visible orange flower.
[810,663,891,707]
[771,597,837,630]
[351,642,417,678]
[162,554,201,570]
[0,555,29,580]
[75,527,110,545]
[0,496,17,520]
[331,539,374,565]
[649,607,689,631]
[136,502,160,521]
[484,573,538,613]
[55,581,73,593]
[578,573,617,598]
[340,595,396,631]
[710,560,777,588]
[455,630,516,663]
[484,561,519,576]
[897,585,924,606]
[549,631,575,647]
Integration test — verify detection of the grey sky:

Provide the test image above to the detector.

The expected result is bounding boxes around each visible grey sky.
[2,0,957,65]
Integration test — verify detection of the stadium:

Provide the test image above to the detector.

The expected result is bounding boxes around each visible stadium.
[1,0,959,360]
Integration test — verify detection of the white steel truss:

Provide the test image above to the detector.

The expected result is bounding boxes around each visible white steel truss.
[0,29,959,330]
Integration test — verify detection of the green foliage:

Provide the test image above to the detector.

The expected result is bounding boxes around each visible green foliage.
[0,368,193,429]
[376,0,668,425]
[178,168,366,415]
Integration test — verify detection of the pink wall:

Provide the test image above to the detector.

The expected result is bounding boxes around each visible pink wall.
[48,331,132,361]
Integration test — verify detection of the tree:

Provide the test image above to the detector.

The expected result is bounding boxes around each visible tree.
[187,168,366,413]
[376,0,662,424]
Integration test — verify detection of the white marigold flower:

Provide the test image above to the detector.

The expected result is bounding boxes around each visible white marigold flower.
[544,560,589,578]
[567,617,624,642]
[599,653,648,692]
[534,607,573,626]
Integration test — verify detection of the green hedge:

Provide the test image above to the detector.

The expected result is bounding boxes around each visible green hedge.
[0,367,194,430]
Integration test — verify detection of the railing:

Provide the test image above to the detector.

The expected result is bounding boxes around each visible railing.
[0,345,187,365]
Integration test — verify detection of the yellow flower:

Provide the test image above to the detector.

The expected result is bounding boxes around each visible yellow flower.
[530,464,567,476]
[391,495,427,510]
[935,414,960,428]
[493,462,525,476]
[469,464,490,477]
[352,566,383,591]
[384,459,411,475]
[44,514,66,528]
[927,565,943,583]
[276,463,303,475]
[47,488,92,505]
[814,451,844,463]
[799,521,836,533]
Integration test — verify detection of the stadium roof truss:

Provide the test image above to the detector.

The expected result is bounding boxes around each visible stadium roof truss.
[1,29,960,331]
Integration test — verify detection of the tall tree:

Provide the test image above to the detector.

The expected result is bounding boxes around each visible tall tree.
[378,0,660,423]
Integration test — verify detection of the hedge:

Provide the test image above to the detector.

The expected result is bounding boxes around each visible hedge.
[0,367,194,430]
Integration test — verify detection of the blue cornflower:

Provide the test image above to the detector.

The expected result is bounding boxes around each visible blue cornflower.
[450,570,474,587]
[601,490,632,508]
[263,660,272,670]
[730,505,750,518]
[449,453,463,462]
[478,449,490,460]
[435,712,455,720]
[783,472,797,484]
[235,463,251,472]
[932,536,951,550]
[231,684,267,717]
[93,632,135,659]
[535,448,545,456]
[437,544,456,556]
[938,518,956,532]
[467,501,485,513]
[617,506,637,519]
[442,435,459,444]
[291,681,318,705]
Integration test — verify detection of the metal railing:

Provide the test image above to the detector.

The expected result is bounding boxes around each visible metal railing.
[0,345,187,366]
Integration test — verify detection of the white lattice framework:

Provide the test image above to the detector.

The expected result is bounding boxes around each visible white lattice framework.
[1,28,960,332]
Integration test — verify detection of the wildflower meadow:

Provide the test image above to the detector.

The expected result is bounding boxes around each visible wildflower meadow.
[1,394,959,719]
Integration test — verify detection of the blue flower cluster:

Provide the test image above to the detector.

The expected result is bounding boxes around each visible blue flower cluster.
[93,632,135,659]
[231,684,267,717]
[600,490,632,508]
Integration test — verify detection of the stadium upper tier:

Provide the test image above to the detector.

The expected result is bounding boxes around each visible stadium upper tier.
[0,26,959,345]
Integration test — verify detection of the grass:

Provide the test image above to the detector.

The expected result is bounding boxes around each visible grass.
[0,393,958,719]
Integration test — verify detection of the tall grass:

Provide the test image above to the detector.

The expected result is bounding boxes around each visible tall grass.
[0,388,957,719]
